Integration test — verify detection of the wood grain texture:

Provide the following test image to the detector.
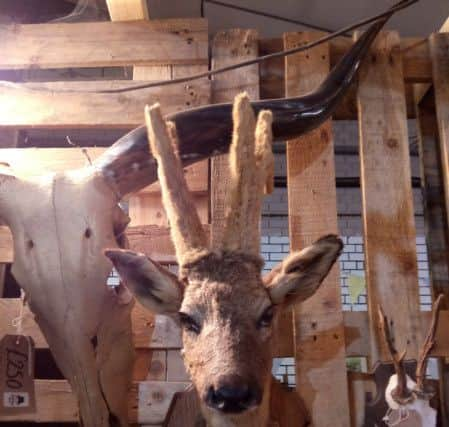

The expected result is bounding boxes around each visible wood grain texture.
[430,34,449,260]
[414,89,449,305]
[356,31,422,362]
[167,350,190,382]
[210,28,260,248]
[422,37,449,425]
[0,80,210,128]
[127,224,209,264]
[284,31,350,427]
[0,298,154,349]
[343,311,449,358]
[0,19,207,69]
[106,0,149,20]
[0,380,189,424]
[0,146,206,193]
[165,386,202,427]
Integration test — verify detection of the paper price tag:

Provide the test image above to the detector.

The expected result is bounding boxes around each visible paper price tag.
[0,335,36,415]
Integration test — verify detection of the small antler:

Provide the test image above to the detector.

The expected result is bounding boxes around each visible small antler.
[145,103,208,267]
[378,305,413,404]
[221,93,274,255]
[415,294,444,393]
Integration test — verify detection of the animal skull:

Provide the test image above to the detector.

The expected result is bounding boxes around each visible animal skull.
[106,94,343,426]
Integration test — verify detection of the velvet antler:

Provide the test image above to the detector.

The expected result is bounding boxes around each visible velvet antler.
[144,103,208,267]
[221,93,274,255]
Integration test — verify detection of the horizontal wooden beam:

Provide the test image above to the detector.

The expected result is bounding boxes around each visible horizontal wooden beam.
[0,80,210,128]
[0,18,207,69]
[259,37,428,119]
[0,146,207,194]
[127,224,210,264]
[0,298,182,350]
[0,379,189,424]
[330,37,431,83]
[344,311,449,358]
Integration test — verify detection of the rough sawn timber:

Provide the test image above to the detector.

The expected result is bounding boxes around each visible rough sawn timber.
[356,30,422,362]
[0,80,210,128]
[0,19,207,69]
[284,31,350,427]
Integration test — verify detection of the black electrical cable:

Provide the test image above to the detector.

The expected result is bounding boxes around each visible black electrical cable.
[203,0,338,34]
[0,0,418,95]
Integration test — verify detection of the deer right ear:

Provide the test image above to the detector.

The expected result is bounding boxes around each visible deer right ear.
[104,249,183,314]
[264,235,343,307]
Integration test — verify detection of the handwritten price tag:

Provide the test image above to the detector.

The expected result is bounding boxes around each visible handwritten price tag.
[0,335,36,415]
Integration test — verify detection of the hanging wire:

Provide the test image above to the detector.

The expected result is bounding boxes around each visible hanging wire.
[0,0,418,95]
[202,0,338,34]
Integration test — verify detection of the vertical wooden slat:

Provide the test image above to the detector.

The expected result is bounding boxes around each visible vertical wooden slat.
[210,29,260,246]
[414,88,449,425]
[284,31,350,427]
[430,33,449,261]
[426,32,449,427]
[0,129,19,297]
[105,0,149,21]
[356,31,421,362]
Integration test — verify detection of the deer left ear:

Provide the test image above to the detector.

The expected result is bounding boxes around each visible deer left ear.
[264,235,343,307]
[104,249,183,314]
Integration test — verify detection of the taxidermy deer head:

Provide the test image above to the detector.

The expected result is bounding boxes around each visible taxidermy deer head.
[378,295,443,426]
[106,93,343,427]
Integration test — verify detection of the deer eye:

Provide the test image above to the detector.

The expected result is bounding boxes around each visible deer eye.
[257,305,275,329]
[178,312,201,334]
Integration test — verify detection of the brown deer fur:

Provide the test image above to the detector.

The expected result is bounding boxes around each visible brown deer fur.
[106,93,343,426]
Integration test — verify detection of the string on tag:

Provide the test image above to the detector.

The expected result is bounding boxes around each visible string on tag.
[383,407,410,426]
[11,290,32,374]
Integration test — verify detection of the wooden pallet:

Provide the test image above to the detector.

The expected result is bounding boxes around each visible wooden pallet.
[1,1,449,424]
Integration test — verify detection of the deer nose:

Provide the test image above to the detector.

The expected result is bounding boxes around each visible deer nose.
[206,375,261,413]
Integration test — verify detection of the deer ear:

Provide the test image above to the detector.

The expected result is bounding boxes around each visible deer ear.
[104,249,183,314]
[264,235,343,307]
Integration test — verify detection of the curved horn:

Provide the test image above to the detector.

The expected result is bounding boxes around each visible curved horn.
[93,6,395,198]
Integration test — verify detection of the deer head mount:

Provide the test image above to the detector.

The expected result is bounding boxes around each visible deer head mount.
[106,93,343,426]
[378,295,443,426]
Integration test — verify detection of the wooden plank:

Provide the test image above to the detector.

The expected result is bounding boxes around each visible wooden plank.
[430,34,449,254]
[149,314,182,349]
[0,80,210,128]
[343,311,449,358]
[0,380,189,424]
[106,0,149,20]
[0,147,206,194]
[331,36,431,83]
[165,386,202,427]
[0,299,158,350]
[356,31,422,362]
[210,28,259,247]
[0,19,207,69]
[127,224,209,264]
[427,34,449,427]
[414,89,449,304]
[128,194,208,228]
[147,350,167,381]
[415,88,449,426]
[414,19,449,104]
[284,31,350,427]
[166,350,189,382]
[257,37,418,118]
